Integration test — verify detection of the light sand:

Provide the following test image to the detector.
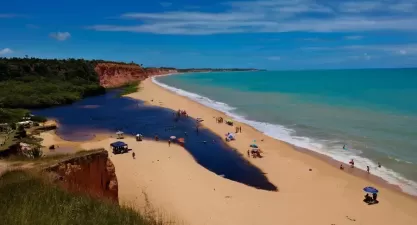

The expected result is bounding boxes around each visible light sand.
[109,77,417,225]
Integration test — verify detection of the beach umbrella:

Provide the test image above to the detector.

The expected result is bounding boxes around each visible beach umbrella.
[363,186,379,194]
[170,136,176,140]
[250,144,258,148]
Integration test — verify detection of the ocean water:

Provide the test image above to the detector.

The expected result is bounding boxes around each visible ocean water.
[155,69,417,195]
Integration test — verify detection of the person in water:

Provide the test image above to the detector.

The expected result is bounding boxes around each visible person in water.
[349,159,355,168]
[378,162,381,168]
[367,166,370,173]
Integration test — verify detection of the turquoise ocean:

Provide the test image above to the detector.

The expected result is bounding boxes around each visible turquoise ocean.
[154,69,417,195]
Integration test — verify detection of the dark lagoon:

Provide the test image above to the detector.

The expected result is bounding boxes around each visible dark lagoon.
[34,91,277,191]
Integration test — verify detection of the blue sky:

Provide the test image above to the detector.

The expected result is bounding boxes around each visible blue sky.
[1,0,417,70]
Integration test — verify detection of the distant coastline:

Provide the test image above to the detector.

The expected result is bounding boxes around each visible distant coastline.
[177,68,266,73]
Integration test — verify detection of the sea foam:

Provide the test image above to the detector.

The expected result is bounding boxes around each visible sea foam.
[152,76,417,196]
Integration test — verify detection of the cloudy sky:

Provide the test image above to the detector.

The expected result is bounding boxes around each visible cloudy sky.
[1,0,417,69]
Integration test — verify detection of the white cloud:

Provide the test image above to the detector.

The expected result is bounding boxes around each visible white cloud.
[0,14,22,18]
[88,0,417,35]
[348,52,372,60]
[338,2,381,13]
[0,48,13,55]
[267,56,281,61]
[303,43,417,56]
[49,32,71,41]
[26,24,39,29]
[160,2,172,7]
[345,35,363,40]
[399,50,407,55]
[338,1,417,13]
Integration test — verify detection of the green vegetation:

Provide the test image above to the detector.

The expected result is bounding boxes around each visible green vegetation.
[0,57,106,109]
[0,170,167,225]
[119,81,141,96]
[0,108,29,124]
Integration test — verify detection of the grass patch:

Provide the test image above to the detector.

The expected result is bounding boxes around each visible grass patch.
[2,148,105,167]
[118,81,141,96]
[0,170,168,225]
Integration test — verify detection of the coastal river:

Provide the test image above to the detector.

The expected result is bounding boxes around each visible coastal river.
[34,91,277,191]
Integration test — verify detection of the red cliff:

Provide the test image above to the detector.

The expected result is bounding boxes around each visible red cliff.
[145,67,178,76]
[94,63,177,88]
[46,150,118,203]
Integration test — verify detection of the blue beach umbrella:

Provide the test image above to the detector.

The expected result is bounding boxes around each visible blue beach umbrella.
[363,186,379,194]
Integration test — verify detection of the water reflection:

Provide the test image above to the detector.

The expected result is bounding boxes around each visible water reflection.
[34,91,277,191]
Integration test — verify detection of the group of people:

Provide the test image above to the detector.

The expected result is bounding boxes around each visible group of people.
[216,117,224,123]
[247,149,262,158]
[339,159,382,174]
[235,126,242,133]
[364,193,379,204]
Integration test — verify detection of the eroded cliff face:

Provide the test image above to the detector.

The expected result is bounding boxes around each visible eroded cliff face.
[94,63,147,88]
[94,63,177,88]
[46,150,118,203]
[145,67,178,76]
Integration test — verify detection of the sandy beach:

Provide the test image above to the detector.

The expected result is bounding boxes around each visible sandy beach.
[41,77,417,225]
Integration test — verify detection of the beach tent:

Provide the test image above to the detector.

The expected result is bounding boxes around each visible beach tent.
[227,133,235,140]
[250,144,258,148]
[226,119,233,126]
[363,186,378,194]
[116,131,124,139]
[136,134,143,141]
[110,141,128,154]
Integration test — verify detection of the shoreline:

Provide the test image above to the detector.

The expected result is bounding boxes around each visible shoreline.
[36,77,417,224]
[123,78,417,224]
[149,73,417,198]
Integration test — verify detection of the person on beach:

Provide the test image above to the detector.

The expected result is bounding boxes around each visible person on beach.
[367,166,370,173]
[168,139,171,146]
[340,164,344,170]
[155,135,159,141]
[247,150,250,157]
[349,159,354,168]
[239,126,242,133]
[132,152,136,159]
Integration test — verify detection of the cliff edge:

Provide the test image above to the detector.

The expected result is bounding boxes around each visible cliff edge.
[95,63,177,88]
[45,149,118,203]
